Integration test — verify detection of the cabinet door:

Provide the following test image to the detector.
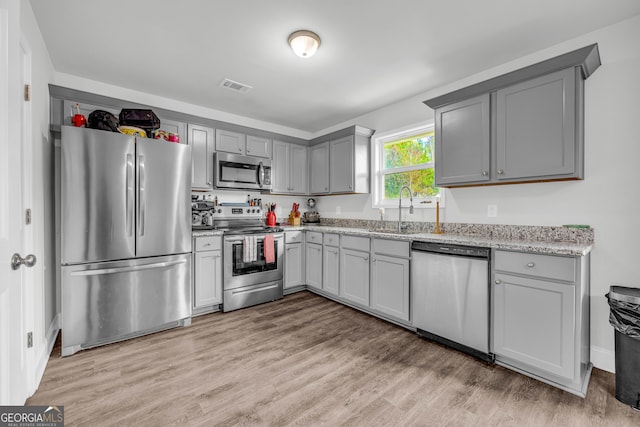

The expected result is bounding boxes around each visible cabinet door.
[371,254,410,322]
[272,141,291,193]
[309,142,329,194]
[188,124,214,189]
[290,144,308,194]
[339,248,370,306]
[330,136,354,193]
[216,129,246,154]
[496,68,577,181]
[285,243,303,289]
[323,246,340,296]
[158,118,187,144]
[246,135,272,159]
[493,272,575,379]
[194,250,222,308]
[305,243,322,290]
[434,94,490,186]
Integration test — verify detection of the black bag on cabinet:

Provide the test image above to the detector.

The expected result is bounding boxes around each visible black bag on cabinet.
[119,109,160,134]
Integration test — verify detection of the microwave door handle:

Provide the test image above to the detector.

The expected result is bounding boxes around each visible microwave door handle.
[258,161,264,188]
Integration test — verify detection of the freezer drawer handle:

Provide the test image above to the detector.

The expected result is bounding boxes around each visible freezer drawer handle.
[69,259,187,276]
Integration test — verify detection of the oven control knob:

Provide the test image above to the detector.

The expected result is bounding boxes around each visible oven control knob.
[217,209,222,214]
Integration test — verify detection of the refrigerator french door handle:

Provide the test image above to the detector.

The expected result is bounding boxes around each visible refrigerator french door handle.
[138,154,146,236]
[126,153,134,236]
[69,259,187,277]
[258,161,265,188]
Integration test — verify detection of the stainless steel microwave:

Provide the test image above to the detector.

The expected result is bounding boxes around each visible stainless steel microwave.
[214,152,272,191]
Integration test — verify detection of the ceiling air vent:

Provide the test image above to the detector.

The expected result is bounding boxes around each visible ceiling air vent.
[219,78,253,93]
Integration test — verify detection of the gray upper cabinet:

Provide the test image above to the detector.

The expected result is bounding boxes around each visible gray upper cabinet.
[246,135,272,159]
[330,136,354,193]
[434,94,491,186]
[425,44,600,188]
[188,124,215,190]
[272,141,307,194]
[215,129,246,154]
[496,68,578,182]
[309,142,329,194]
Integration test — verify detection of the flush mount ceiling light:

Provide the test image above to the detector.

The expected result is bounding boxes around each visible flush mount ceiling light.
[288,30,321,58]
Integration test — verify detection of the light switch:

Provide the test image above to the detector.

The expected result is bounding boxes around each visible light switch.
[487,204,497,217]
[336,206,341,215]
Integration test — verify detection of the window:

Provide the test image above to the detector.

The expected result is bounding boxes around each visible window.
[372,124,442,208]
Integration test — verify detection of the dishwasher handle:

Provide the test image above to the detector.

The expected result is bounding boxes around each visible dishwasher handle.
[411,241,490,259]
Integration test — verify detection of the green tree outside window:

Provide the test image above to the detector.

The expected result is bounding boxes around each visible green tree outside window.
[382,131,440,200]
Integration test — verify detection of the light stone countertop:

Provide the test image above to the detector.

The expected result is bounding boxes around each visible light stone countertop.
[279,225,593,257]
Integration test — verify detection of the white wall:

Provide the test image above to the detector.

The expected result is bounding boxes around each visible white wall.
[313,15,640,371]
[20,1,56,389]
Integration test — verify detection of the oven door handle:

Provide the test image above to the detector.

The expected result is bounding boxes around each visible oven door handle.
[225,234,284,243]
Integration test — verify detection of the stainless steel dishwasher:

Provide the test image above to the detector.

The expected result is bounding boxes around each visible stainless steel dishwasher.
[411,241,493,362]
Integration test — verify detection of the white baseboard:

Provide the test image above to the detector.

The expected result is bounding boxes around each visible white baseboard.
[34,314,59,389]
[591,345,615,373]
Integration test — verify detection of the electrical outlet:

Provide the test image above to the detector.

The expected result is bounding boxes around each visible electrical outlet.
[336,206,341,215]
[487,204,498,217]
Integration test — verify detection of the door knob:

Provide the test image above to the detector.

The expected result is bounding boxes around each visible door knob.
[11,253,37,270]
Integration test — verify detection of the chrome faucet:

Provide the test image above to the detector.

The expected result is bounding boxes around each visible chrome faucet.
[398,185,414,232]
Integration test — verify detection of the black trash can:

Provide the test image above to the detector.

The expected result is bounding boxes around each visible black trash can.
[606,286,640,409]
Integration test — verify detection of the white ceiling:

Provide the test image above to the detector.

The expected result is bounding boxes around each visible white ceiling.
[30,0,640,133]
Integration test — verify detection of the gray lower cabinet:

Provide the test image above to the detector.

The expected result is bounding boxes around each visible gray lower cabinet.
[284,231,304,290]
[193,236,223,314]
[322,233,340,296]
[309,142,329,194]
[492,250,591,396]
[305,232,323,290]
[370,239,410,322]
[188,124,215,190]
[339,236,370,307]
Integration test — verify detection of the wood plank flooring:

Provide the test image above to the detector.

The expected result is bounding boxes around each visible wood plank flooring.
[28,291,640,426]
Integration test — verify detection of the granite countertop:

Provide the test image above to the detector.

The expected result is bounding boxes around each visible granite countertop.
[279,224,593,257]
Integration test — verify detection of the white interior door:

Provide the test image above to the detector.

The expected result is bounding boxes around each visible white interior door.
[0,0,32,405]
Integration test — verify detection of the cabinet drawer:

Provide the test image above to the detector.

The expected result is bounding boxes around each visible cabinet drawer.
[306,231,323,244]
[495,250,576,282]
[285,231,303,243]
[323,233,340,247]
[194,236,222,252]
[373,239,409,258]
[341,235,369,252]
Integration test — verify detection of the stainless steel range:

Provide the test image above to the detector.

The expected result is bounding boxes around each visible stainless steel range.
[212,205,284,312]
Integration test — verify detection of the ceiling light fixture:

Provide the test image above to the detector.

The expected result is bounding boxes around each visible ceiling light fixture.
[288,30,321,58]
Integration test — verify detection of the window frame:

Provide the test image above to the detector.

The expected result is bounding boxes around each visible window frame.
[371,122,444,209]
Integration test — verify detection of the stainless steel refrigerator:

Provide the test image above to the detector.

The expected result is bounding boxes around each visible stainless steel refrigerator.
[60,126,192,356]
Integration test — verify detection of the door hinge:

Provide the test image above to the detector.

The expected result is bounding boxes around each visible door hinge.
[25,208,31,225]
[24,84,31,102]
[27,332,33,348]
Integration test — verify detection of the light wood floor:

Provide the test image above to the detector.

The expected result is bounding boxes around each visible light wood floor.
[28,291,640,426]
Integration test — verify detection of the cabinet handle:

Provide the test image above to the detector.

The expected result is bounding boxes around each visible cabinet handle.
[207,181,212,185]
[349,185,352,190]
[238,148,243,152]
[364,257,369,261]
[527,262,535,268]
[482,170,488,176]
[497,169,504,175]
[495,279,502,285]
[325,187,328,191]
[203,243,211,247]
[372,258,376,262]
